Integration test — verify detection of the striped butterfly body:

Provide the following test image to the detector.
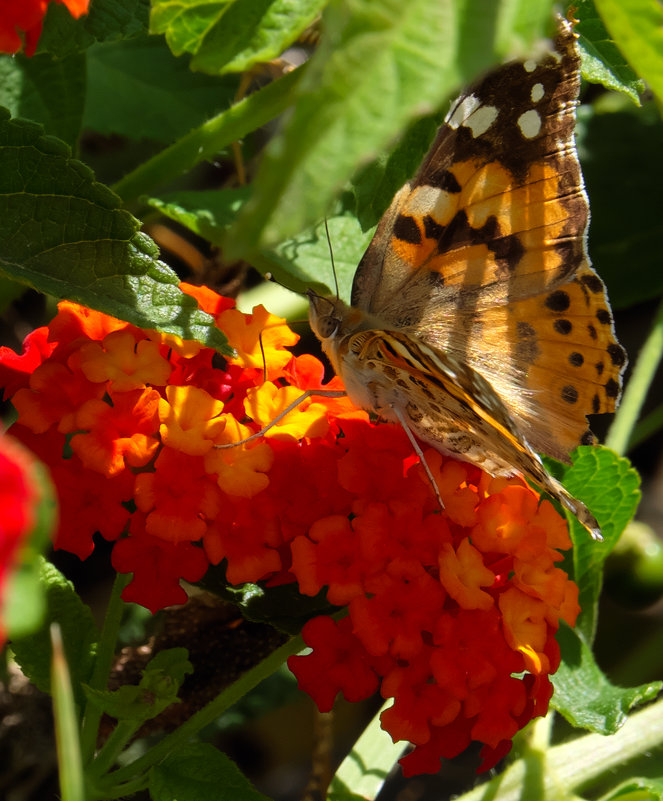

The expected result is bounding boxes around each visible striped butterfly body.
[308,18,626,540]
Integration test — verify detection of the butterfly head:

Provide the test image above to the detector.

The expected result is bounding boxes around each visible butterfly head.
[307,289,350,341]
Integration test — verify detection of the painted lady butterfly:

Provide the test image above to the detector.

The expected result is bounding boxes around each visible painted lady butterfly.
[307,17,627,540]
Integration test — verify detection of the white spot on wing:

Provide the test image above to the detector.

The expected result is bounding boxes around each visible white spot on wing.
[466,105,499,137]
[517,109,541,139]
[447,95,481,128]
[531,82,545,103]
[447,95,498,137]
[524,59,537,73]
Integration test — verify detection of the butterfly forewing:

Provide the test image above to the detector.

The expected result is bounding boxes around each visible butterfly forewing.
[349,18,626,462]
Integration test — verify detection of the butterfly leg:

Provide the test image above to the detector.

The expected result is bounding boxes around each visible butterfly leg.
[391,405,445,510]
[214,389,347,449]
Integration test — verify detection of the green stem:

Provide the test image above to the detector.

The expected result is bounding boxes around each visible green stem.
[605,297,663,456]
[98,634,304,789]
[52,624,86,801]
[87,775,150,801]
[80,572,131,763]
[627,401,663,450]
[112,65,305,204]
[87,720,141,783]
[456,698,663,801]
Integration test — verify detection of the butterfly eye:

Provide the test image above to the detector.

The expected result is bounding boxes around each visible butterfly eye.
[317,315,339,339]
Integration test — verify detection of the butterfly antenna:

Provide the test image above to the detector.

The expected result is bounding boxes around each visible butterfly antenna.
[258,330,267,383]
[324,217,340,300]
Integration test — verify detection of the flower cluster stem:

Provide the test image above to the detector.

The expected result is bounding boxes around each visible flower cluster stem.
[80,572,131,763]
[99,634,304,788]
[457,698,663,801]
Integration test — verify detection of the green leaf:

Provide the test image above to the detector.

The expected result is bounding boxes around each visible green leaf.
[0,109,231,353]
[0,275,26,312]
[112,64,304,202]
[200,566,335,634]
[594,0,663,105]
[604,777,663,800]
[37,0,150,58]
[84,36,238,143]
[553,623,661,734]
[149,742,271,801]
[84,648,192,721]
[146,188,253,245]
[253,210,372,299]
[578,100,663,309]
[328,701,403,801]
[11,559,98,705]
[575,0,644,104]
[550,446,641,642]
[228,0,554,255]
[352,113,439,231]
[150,0,232,57]
[147,188,371,299]
[0,53,87,148]
[190,0,328,75]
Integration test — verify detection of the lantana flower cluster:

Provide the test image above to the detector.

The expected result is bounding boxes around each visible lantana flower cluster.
[0,285,580,775]
[0,0,89,57]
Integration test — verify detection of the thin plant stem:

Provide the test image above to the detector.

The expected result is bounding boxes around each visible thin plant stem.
[80,572,131,763]
[112,66,304,204]
[52,624,86,801]
[605,297,663,456]
[96,634,304,791]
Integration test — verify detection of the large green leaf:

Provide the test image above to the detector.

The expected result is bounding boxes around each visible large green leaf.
[548,446,641,643]
[84,36,238,142]
[149,0,232,56]
[594,0,663,105]
[227,0,554,255]
[0,53,87,148]
[37,0,150,58]
[11,560,99,707]
[189,0,328,75]
[553,623,661,734]
[0,110,230,352]
[575,0,644,104]
[146,188,372,298]
[150,743,271,801]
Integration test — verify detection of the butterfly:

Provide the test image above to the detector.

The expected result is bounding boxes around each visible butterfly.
[307,17,627,540]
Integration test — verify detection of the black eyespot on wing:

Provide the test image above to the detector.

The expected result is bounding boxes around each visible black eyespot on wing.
[607,343,626,367]
[554,319,572,335]
[596,308,612,325]
[545,290,571,312]
[581,429,595,445]
[561,385,578,404]
[569,352,584,367]
[580,273,603,293]
[595,361,604,376]
[605,378,620,398]
[394,214,421,244]
[592,393,600,413]
[587,324,597,341]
